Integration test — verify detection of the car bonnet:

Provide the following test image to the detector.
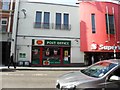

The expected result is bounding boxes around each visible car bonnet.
[58,71,97,83]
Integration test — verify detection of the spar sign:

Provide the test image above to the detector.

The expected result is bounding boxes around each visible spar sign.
[99,44,120,50]
[91,44,120,51]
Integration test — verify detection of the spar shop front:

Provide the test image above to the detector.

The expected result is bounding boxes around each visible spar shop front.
[31,39,72,66]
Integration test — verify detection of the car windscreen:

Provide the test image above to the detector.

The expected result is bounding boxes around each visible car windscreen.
[81,61,117,78]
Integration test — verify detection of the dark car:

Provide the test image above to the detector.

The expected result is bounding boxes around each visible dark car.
[56,59,120,90]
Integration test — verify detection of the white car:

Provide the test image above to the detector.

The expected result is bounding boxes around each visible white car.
[56,59,120,90]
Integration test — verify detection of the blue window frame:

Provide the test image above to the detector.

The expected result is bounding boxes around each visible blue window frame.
[91,14,96,33]
[35,11,42,28]
[63,13,69,30]
[43,12,50,29]
[56,13,61,29]
[2,1,10,10]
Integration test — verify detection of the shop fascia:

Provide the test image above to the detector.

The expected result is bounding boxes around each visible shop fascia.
[34,39,71,46]
[99,44,120,50]
[45,40,70,46]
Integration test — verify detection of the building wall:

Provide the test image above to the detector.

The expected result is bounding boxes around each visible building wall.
[18,2,80,38]
[0,0,15,41]
[0,0,15,65]
[80,2,120,52]
[79,1,120,65]
[14,1,84,66]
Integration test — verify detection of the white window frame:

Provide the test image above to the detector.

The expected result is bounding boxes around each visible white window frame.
[0,18,8,32]
[1,18,8,26]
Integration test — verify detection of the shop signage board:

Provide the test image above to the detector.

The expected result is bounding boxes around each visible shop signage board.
[45,40,71,46]
[33,39,71,46]
[32,39,71,66]
[33,40,44,46]
[19,53,26,58]
[91,44,120,51]
[99,44,120,50]
[19,53,27,64]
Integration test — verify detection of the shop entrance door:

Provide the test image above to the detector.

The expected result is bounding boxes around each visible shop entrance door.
[63,47,70,64]
[1,42,11,66]
[32,46,41,65]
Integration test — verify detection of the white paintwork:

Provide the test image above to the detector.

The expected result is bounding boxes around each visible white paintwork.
[11,0,84,64]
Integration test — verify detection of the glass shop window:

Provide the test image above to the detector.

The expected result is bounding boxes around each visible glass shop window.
[42,47,60,65]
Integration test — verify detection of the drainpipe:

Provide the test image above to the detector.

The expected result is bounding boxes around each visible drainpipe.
[6,0,13,65]
[7,0,13,33]
[11,0,20,63]
[112,7,116,59]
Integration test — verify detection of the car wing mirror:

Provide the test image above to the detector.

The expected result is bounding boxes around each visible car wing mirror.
[109,75,120,81]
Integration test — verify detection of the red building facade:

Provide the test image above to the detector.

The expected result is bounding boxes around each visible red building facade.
[0,0,15,65]
[79,1,120,65]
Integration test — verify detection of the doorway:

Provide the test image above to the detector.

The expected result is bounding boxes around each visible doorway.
[63,47,70,64]
[1,42,11,66]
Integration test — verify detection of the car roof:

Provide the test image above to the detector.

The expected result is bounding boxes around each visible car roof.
[100,59,120,65]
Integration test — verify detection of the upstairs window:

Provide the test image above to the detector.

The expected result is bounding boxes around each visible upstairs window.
[35,11,42,28]
[63,13,69,30]
[105,14,115,34]
[55,13,61,29]
[91,14,96,33]
[1,18,8,32]
[2,1,10,10]
[43,12,50,29]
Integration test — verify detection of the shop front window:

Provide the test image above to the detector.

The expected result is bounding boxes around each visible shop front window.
[42,47,60,65]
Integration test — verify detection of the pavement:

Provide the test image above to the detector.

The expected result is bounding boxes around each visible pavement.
[0,66,86,71]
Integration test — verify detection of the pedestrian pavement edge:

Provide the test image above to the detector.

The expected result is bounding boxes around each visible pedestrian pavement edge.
[0,66,87,71]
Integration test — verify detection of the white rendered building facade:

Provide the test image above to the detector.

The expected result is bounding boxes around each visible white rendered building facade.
[11,0,84,66]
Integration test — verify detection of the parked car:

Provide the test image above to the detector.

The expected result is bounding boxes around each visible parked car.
[56,59,120,90]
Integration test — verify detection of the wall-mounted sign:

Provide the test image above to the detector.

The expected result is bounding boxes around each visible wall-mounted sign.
[99,44,120,50]
[36,40,43,45]
[19,53,26,58]
[33,39,71,46]
[91,44,120,51]
[91,43,97,50]
[33,40,44,46]
[45,40,71,46]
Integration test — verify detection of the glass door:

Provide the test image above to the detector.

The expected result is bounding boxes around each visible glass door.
[63,47,70,64]
[32,46,40,65]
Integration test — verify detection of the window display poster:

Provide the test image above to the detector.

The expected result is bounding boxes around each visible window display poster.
[46,48,50,56]
[43,60,50,65]
[43,47,60,65]
[54,49,58,55]
[64,50,68,61]
[34,49,38,55]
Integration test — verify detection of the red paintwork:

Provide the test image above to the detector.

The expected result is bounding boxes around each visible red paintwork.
[80,1,120,52]
[60,48,63,64]
[40,47,43,65]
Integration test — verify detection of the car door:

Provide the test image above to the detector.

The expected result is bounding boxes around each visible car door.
[104,66,120,89]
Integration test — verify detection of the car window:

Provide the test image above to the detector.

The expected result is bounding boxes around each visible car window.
[113,67,120,77]
[107,66,120,81]
[81,61,117,78]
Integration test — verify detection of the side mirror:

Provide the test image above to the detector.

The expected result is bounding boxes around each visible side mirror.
[109,75,120,81]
